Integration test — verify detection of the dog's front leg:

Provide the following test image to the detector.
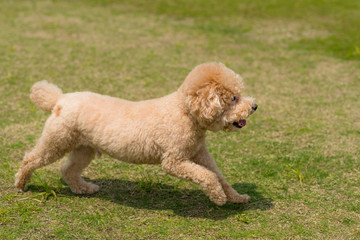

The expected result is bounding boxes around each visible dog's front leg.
[193,146,250,204]
[161,155,227,206]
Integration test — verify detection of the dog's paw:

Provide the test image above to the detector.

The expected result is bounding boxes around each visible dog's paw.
[228,193,250,204]
[208,188,227,206]
[14,172,27,192]
[70,182,99,195]
[210,193,227,206]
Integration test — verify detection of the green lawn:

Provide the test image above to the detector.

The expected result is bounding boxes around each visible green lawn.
[1,0,360,239]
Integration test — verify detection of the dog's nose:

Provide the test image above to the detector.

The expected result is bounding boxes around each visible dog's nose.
[252,104,258,111]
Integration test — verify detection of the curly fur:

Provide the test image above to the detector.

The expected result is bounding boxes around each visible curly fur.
[15,62,257,206]
[30,80,63,112]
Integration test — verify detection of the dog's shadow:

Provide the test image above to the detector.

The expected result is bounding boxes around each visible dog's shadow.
[29,179,273,220]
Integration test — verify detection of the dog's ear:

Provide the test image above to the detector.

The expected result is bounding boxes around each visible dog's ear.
[185,83,223,124]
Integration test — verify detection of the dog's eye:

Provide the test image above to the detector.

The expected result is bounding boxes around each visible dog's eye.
[231,96,237,103]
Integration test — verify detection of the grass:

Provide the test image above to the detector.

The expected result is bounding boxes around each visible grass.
[1,0,360,239]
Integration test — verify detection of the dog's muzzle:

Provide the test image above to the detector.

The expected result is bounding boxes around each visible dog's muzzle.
[233,104,257,129]
[233,119,246,128]
[252,104,258,112]
[249,103,258,115]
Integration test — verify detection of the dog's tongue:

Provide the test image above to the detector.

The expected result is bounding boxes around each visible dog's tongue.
[239,119,246,127]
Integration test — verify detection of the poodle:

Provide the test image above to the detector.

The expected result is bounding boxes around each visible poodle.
[15,62,257,206]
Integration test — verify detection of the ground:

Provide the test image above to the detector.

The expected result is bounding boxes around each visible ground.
[1,0,360,239]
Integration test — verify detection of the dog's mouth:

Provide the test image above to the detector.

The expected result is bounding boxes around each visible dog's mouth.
[232,119,246,128]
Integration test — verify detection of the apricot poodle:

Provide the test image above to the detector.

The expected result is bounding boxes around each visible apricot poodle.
[15,62,257,206]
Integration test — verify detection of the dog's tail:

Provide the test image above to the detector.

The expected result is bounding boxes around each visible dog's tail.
[30,80,63,112]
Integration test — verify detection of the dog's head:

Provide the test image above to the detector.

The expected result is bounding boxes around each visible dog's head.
[179,62,257,132]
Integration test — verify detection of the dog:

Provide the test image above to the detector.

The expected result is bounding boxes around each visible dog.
[15,62,257,206]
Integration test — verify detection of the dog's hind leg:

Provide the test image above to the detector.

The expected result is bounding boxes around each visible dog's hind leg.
[15,115,78,192]
[60,145,99,194]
